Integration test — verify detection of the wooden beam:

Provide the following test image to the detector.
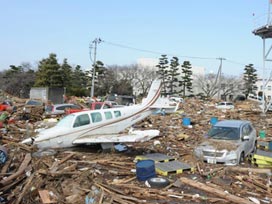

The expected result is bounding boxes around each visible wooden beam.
[180,177,253,204]
[226,166,271,174]
[15,174,35,204]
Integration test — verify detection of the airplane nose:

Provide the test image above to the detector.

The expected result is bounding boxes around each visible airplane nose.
[21,137,34,145]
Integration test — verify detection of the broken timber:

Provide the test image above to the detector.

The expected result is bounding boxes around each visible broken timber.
[180,177,254,204]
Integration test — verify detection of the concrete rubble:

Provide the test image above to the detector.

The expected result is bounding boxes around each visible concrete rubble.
[0,93,272,204]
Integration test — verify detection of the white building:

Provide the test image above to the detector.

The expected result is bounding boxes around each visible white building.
[137,58,157,69]
[254,78,272,101]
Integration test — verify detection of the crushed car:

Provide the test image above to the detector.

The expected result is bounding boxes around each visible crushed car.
[45,103,84,115]
[194,120,257,165]
[215,101,234,110]
[169,96,184,103]
[23,99,44,113]
[0,100,13,112]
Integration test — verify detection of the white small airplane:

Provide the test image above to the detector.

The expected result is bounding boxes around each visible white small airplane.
[22,79,165,150]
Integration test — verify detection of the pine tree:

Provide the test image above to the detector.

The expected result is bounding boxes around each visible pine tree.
[94,61,108,96]
[168,57,180,95]
[35,53,62,87]
[180,61,193,97]
[243,64,257,99]
[60,58,72,90]
[70,65,89,96]
[156,54,169,96]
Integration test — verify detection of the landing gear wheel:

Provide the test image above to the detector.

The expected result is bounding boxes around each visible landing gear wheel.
[239,152,245,164]
[147,177,170,188]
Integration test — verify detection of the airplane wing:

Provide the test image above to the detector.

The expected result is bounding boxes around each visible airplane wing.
[72,130,160,144]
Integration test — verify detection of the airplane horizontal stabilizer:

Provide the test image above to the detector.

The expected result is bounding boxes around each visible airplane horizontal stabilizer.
[72,130,160,144]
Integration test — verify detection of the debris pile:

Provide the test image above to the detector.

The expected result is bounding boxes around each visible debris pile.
[0,97,272,204]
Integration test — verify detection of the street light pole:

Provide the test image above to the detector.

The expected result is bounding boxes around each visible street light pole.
[90,38,101,98]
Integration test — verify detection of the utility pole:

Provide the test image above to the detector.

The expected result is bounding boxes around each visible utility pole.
[268,0,271,25]
[90,38,101,98]
[216,57,226,100]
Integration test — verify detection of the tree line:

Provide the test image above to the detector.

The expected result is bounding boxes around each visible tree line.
[0,53,258,100]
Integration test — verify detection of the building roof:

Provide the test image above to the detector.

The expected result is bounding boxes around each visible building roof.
[253,25,272,39]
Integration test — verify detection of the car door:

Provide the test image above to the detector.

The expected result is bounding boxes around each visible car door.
[55,105,68,114]
[247,124,256,152]
[241,124,252,155]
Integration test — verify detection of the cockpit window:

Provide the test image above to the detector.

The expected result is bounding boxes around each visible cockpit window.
[104,111,113,120]
[73,114,90,127]
[91,112,102,123]
[114,111,121,118]
[56,114,75,128]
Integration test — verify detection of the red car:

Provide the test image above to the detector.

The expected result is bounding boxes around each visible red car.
[89,102,112,110]
[0,101,12,112]
[65,107,88,114]
[65,102,113,115]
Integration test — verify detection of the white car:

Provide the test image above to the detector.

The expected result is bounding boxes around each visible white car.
[215,102,234,110]
[194,120,257,165]
[169,97,183,103]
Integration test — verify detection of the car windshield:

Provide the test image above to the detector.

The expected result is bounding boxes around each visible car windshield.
[45,105,53,112]
[208,126,240,140]
[26,100,43,106]
[56,114,75,128]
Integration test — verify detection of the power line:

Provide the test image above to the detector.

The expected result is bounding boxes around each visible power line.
[100,38,264,71]
[102,40,217,60]
[226,59,264,70]
[225,59,246,66]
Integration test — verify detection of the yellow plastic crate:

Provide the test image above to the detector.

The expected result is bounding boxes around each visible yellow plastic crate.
[155,160,194,176]
[135,153,176,163]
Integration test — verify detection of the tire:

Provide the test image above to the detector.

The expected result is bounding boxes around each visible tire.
[239,152,245,164]
[147,177,170,188]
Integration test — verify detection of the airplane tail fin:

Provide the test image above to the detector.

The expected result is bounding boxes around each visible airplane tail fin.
[142,79,162,106]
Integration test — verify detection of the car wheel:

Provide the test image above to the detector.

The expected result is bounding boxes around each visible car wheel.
[147,177,170,188]
[239,152,245,164]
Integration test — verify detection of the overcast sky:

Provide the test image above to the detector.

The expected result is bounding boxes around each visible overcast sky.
[0,0,271,76]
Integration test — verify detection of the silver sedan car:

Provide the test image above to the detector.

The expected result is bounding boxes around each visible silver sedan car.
[194,120,257,165]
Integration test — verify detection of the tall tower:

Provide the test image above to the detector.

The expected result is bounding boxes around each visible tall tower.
[252,0,272,113]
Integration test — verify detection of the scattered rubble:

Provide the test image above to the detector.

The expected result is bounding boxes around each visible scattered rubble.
[0,96,271,204]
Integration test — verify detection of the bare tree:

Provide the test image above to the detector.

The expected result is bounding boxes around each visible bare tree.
[132,64,157,97]
[195,73,218,98]
[195,73,241,100]
[0,63,36,98]
[109,64,135,81]
[220,75,241,100]
[107,64,157,97]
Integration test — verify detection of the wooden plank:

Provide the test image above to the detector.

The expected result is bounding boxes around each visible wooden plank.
[15,174,35,204]
[180,177,253,204]
[38,190,57,204]
[1,159,12,174]
[225,166,271,174]
[49,153,76,174]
